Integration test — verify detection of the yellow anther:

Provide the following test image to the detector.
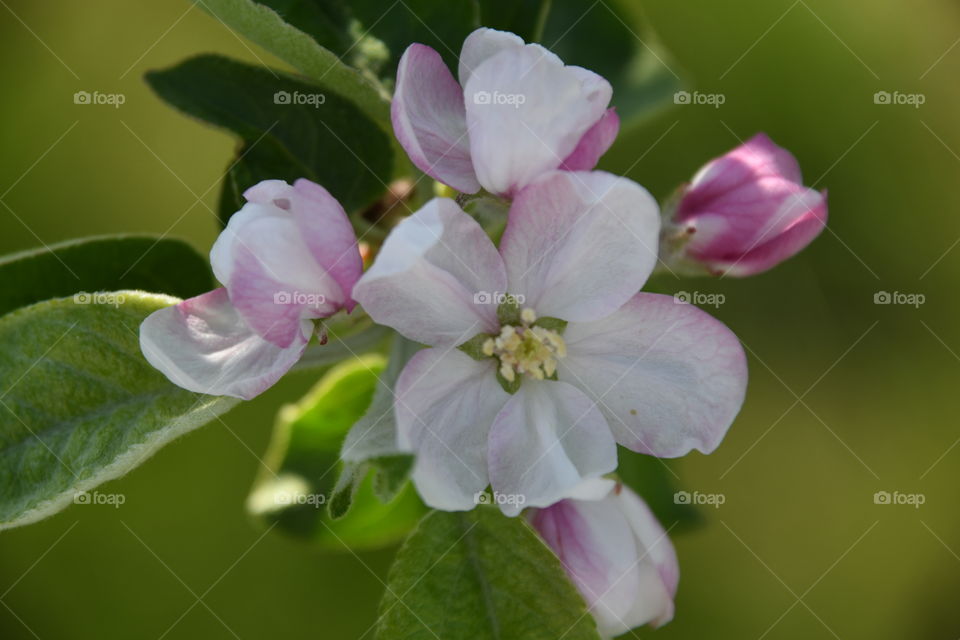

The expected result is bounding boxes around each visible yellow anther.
[482,338,495,357]
[486,319,566,384]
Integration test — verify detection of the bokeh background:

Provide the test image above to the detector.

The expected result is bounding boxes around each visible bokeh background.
[1,0,958,638]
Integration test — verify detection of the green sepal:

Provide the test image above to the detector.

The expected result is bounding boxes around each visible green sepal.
[534,316,568,334]
[497,299,522,326]
[496,368,522,395]
[457,333,494,361]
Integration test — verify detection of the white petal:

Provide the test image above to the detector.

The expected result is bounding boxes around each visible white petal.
[392,44,480,193]
[353,198,507,347]
[487,380,617,516]
[530,485,677,637]
[209,200,343,347]
[458,27,525,87]
[559,293,748,457]
[139,288,309,400]
[500,171,660,323]
[395,348,509,511]
[615,487,680,611]
[464,45,611,195]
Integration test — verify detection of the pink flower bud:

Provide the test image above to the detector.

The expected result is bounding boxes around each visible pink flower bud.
[668,133,827,276]
[529,479,678,638]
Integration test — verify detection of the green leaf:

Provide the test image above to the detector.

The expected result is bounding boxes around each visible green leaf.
[370,454,415,503]
[0,292,237,530]
[195,0,391,127]
[543,0,683,129]
[339,334,421,467]
[147,54,394,225]
[0,235,212,318]
[348,0,478,78]
[377,508,602,640]
[616,446,703,532]
[229,0,477,81]
[248,354,425,550]
[479,0,552,42]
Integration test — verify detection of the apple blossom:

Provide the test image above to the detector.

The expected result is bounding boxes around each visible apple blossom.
[661,133,828,277]
[353,169,747,516]
[529,478,678,638]
[139,178,362,400]
[392,27,619,197]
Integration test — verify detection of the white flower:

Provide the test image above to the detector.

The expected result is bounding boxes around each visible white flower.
[392,27,620,197]
[140,179,362,399]
[353,170,747,515]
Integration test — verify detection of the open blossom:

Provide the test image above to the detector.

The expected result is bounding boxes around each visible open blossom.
[140,179,362,400]
[353,169,747,516]
[530,479,678,638]
[392,27,619,197]
[663,133,828,276]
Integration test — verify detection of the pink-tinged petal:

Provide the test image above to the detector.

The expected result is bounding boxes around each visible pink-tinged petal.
[210,201,343,348]
[615,487,679,605]
[691,189,828,277]
[487,380,617,517]
[464,45,612,196]
[559,293,747,457]
[673,134,825,276]
[457,27,525,87]
[500,171,659,323]
[139,288,309,400]
[244,179,363,309]
[560,108,620,171]
[395,348,509,511]
[392,44,480,193]
[353,198,507,347]
[685,133,802,193]
[530,484,676,637]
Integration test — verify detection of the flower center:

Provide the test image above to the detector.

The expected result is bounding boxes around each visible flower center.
[482,308,566,383]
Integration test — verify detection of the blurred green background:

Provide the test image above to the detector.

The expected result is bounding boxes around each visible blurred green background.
[1,0,958,638]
